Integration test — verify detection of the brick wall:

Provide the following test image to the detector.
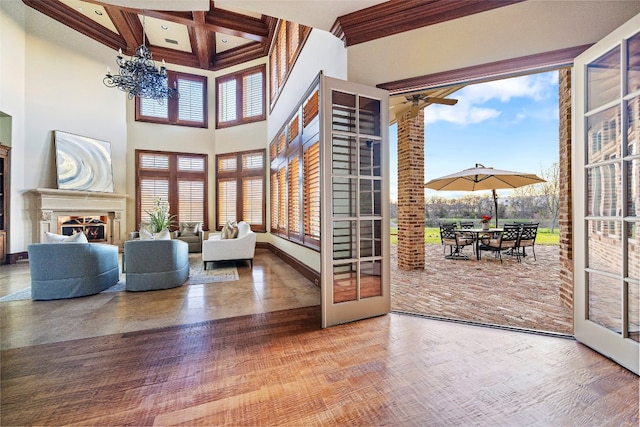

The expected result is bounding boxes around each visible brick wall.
[397,109,425,269]
[559,68,574,310]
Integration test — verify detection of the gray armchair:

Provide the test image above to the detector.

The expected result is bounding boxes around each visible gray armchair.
[124,239,189,291]
[173,221,204,253]
[27,243,120,300]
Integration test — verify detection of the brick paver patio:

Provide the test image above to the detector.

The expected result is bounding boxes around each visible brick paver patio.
[390,244,573,334]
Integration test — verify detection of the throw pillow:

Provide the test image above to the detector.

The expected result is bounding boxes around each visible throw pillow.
[231,225,239,239]
[155,229,171,240]
[44,231,88,244]
[139,227,154,240]
[180,222,200,236]
[220,220,236,239]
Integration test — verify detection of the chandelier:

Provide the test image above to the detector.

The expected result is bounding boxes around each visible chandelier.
[103,15,178,101]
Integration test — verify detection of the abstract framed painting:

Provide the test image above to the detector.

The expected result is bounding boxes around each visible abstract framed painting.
[54,130,114,193]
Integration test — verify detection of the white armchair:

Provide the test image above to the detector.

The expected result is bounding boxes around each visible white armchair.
[202,221,256,269]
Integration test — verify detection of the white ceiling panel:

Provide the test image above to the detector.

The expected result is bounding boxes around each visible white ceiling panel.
[216,0,388,30]
[59,0,118,33]
[101,0,210,11]
[140,15,192,53]
[216,33,253,53]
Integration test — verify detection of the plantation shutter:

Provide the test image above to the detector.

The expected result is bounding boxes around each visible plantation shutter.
[139,178,169,226]
[304,141,320,242]
[136,71,206,127]
[140,97,168,119]
[216,150,265,231]
[243,72,263,119]
[177,77,205,124]
[242,152,265,229]
[277,167,287,233]
[277,22,287,85]
[217,179,237,227]
[303,90,319,127]
[242,177,263,226]
[218,79,237,123]
[136,150,208,232]
[177,155,205,173]
[288,115,299,143]
[270,52,278,100]
[178,180,204,222]
[287,22,299,65]
[270,171,278,231]
[288,156,300,237]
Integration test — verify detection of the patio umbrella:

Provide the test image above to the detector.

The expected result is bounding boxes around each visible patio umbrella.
[424,164,545,227]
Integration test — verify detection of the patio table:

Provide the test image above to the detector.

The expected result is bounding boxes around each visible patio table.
[461,228,504,260]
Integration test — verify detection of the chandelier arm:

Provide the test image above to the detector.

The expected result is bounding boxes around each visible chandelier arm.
[102,9,178,101]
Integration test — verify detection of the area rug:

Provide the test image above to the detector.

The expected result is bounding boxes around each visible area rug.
[0,256,239,302]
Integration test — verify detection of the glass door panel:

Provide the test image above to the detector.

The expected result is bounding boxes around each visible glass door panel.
[587,47,620,110]
[574,14,640,374]
[627,33,640,93]
[321,76,390,327]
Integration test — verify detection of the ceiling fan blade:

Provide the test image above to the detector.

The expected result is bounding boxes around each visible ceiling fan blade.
[425,97,458,106]
[394,103,412,117]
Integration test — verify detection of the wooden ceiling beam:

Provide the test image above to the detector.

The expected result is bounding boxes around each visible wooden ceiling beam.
[204,8,268,43]
[23,0,124,50]
[103,7,142,53]
[191,11,213,70]
[333,0,524,47]
[211,41,263,70]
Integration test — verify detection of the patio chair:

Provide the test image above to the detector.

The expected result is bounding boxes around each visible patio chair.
[440,224,472,260]
[478,224,521,263]
[459,221,475,229]
[517,223,539,260]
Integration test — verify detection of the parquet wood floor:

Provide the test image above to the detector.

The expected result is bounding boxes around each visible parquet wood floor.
[2,306,638,426]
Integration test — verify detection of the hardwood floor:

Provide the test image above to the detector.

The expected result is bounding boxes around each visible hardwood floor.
[2,306,638,426]
[1,248,638,425]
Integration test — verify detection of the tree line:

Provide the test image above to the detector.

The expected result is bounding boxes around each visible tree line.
[391,162,560,232]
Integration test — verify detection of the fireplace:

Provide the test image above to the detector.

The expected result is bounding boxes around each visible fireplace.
[32,188,128,248]
[58,216,108,242]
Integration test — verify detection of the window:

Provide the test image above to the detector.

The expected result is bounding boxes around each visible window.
[269,84,320,250]
[216,65,266,129]
[136,150,208,230]
[135,71,207,128]
[216,149,266,231]
[303,141,320,246]
[269,20,311,110]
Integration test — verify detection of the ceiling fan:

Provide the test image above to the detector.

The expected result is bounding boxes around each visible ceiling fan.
[396,92,458,118]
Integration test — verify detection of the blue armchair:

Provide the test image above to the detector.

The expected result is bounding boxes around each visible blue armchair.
[28,243,120,300]
[124,239,189,291]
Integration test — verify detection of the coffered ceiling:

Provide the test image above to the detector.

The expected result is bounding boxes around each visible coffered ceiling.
[23,0,278,71]
[21,0,521,72]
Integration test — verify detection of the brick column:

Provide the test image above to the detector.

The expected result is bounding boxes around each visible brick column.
[397,109,425,270]
[558,68,574,312]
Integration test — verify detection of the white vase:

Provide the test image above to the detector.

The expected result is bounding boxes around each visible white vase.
[482,222,489,231]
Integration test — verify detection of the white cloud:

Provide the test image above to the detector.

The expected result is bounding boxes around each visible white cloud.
[423,102,501,125]
[423,72,558,126]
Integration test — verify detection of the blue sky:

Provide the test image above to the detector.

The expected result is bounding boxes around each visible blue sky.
[389,71,559,202]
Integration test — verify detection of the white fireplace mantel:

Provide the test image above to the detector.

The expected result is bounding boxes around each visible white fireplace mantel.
[32,188,128,247]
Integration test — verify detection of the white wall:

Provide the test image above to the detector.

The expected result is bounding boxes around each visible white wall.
[0,0,26,254]
[348,0,640,87]
[268,29,347,141]
[0,1,126,252]
[266,28,348,272]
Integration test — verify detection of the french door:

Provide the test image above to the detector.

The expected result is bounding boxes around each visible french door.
[320,75,390,328]
[573,13,640,374]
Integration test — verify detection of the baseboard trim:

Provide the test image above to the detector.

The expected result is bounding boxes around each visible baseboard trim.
[7,251,28,264]
[258,242,320,287]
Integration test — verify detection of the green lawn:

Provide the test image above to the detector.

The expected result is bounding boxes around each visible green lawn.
[390,227,559,245]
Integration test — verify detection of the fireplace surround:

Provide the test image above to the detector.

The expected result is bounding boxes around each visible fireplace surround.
[32,188,127,248]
